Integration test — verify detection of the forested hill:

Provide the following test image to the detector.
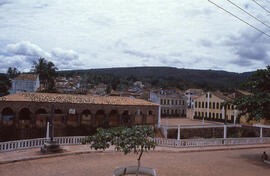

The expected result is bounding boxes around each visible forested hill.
[59,67,254,91]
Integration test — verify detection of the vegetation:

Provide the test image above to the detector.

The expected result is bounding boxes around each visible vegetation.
[87,126,156,176]
[33,58,58,92]
[59,67,252,91]
[7,67,20,79]
[0,73,10,96]
[231,66,270,121]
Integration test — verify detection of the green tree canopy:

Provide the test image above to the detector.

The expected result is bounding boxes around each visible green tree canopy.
[232,66,270,121]
[33,58,58,92]
[7,67,20,79]
[87,126,156,176]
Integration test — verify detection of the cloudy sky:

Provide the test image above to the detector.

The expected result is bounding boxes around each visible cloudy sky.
[0,0,269,73]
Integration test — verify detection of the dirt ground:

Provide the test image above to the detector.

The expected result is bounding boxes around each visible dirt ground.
[161,118,222,126]
[0,148,269,176]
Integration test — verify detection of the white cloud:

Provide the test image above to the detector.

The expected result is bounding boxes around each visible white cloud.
[51,48,79,61]
[6,41,51,58]
[0,0,270,73]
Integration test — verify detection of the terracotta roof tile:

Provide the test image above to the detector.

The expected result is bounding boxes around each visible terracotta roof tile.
[0,93,158,106]
[13,74,38,81]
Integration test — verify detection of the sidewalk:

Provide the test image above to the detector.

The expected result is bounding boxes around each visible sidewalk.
[1,143,270,164]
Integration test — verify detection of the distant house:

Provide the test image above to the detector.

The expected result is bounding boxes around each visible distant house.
[9,74,40,94]
[133,81,144,88]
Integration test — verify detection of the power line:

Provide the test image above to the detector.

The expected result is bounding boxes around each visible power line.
[251,0,270,14]
[225,0,270,29]
[208,0,270,38]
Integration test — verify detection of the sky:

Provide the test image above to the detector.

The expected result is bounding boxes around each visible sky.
[0,0,269,73]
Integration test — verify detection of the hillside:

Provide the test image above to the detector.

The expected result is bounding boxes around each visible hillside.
[59,67,253,91]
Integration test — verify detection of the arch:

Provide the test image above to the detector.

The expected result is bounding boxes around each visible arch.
[95,109,106,127]
[1,107,15,126]
[81,109,92,126]
[35,108,47,115]
[134,109,143,125]
[122,110,131,125]
[55,109,63,114]
[35,108,48,128]
[18,108,32,128]
[109,109,119,127]
[19,108,31,120]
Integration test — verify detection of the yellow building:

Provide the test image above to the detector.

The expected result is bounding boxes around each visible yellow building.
[190,92,241,123]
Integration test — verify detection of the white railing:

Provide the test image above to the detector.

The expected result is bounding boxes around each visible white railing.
[153,137,270,148]
[0,136,86,153]
[160,124,241,130]
[1,136,270,153]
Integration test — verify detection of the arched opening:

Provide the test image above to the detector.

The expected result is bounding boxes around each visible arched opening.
[67,108,79,127]
[134,109,143,125]
[54,109,65,127]
[95,110,106,127]
[35,108,48,128]
[122,110,131,126]
[18,108,32,128]
[2,107,15,126]
[81,110,92,126]
[146,109,154,124]
[109,110,119,127]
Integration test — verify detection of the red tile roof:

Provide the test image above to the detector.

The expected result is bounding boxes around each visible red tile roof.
[13,74,38,81]
[0,93,158,106]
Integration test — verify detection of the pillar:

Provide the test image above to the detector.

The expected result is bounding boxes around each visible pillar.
[234,109,238,125]
[177,125,181,140]
[158,105,161,127]
[260,127,263,138]
[207,92,210,119]
[222,106,225,120]
[224,124,227,139]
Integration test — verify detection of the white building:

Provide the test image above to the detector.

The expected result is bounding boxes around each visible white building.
[10,74,40,94]
[150,88,187,117]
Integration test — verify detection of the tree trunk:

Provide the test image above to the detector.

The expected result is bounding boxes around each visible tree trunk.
[136,150,143,176]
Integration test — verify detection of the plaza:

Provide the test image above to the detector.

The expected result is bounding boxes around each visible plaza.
[0,146,269,176]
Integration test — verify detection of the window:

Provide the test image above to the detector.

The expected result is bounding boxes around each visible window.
[160,99,163,105]
[213,102,215,109]
[199,102,201,108]
[198,112,201,117]
[231,115,234,120]
[171,100,174,105]
[205,112,207,117]
[182,100,184,105]
[220,113,222,119]
[212,113,215,118]
[209,113,211,118]
[195,101,197,108]
[167,99,170,105]
[202,112,204,117]
[228,105,230,110]
[195,112,197,117]
[217,102,219,109]
[205,102,208,108]
[209,102,211,109]
[175,100,178,105]
[216,113,219,118]
[202,102,204,108]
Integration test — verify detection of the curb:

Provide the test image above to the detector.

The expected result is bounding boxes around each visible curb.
[1,144,270,165]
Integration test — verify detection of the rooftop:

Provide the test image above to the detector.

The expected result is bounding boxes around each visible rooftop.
[13,74,38,81]
[0,92,158,106]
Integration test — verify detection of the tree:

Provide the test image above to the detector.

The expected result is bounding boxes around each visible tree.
[7,67,20,79]
[33,58,58,91]
[88,126,156,176]
[232,66,270,121]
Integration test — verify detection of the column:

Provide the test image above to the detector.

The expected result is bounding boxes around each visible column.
[177,125,181,140]
[234,109,237,125]
[158,105,161,127]
[224,124,227,139]
[207,92,210,118]
[260,127,263,138]
[222,106,225,120]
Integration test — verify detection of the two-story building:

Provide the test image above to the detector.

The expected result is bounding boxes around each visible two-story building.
[150,88,187,117]
[9,74,40,94]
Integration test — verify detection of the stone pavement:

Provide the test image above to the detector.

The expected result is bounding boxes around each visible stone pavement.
[1,143,270,164]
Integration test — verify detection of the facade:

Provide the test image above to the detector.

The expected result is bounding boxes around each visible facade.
[10,74,40,94]
[185,89,204,107]
[0,92,159,129]
[150,88,187,117]
[188,91,244,123]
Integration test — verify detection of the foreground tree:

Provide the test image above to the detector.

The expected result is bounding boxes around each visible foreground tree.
[232,66,270,121]
[87,126,156,176]
[33,58,58,92]
[7,67,20,79]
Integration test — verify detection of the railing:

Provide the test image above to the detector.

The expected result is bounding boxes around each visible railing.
[153,137,270,148]
[160,124,241,129]
[0,136,86,153]
[1,136,270,153]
